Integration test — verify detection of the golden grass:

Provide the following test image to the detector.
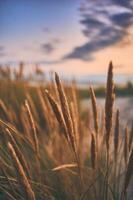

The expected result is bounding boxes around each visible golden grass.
[0,61,133,200]
[8,143,35,200]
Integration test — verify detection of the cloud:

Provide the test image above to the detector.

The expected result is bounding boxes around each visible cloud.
[40,38,62,55]
[41,43,55,54]
[63,0,133,61]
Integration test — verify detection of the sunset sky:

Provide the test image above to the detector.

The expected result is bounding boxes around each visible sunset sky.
[0,0,133,82]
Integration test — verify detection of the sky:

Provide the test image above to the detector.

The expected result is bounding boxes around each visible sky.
[0,0,133,82]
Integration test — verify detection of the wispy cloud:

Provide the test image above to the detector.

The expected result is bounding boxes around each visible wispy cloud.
[41,43,55,54]
[63,0,133,61]
[40,38,62,55]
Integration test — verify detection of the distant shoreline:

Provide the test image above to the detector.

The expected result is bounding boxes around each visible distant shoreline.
[78,86,133,99]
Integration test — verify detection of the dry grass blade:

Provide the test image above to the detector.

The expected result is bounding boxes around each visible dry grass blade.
[45,89,68,140]
[0,99,11,121]
[124,126,128,166]
[114,109,119,161]
[26,93,38,122]
[123,148,133,197]
[25,100,39,156]
[129,123,133,152]
[52,163,77,171]
[20,105,33,141]
[91,133,96,169]
[54,72,76,152]
[70,101,78,148]
[105,61,115,153]
[71,81,79,120]
[89,86,98,135]
[5,128,31,179]
[8,142,36,200]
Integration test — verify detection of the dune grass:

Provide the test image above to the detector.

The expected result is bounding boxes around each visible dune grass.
[0,62,133,200]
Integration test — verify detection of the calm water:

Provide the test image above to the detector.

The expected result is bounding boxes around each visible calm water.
[82,97,133,126]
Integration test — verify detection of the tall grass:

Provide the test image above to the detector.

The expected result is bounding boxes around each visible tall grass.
[0,62,133,200]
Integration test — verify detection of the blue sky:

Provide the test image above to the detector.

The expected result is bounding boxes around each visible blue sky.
[0,0,133,80]
[0,0,80,54]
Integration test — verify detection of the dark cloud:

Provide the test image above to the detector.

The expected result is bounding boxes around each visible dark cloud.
[40,38,62,55]
[41,43,55,54]
[63,0,133,61]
